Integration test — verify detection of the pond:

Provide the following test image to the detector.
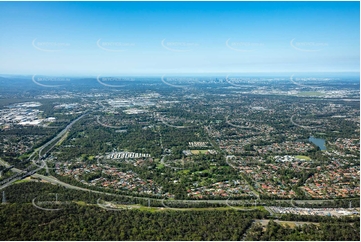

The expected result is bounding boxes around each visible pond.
[309,136,326,150]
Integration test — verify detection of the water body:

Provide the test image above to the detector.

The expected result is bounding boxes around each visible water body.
[309,136,326,150]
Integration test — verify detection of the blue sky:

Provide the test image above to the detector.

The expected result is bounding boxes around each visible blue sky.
[0,1,359,76]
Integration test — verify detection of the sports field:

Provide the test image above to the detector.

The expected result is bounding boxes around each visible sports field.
[295,155,311,160]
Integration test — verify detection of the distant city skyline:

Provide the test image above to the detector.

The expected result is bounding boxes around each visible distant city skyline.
[0,1,359,75]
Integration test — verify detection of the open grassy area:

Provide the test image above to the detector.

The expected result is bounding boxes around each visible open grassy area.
[56,131,68,146]
[156,163,164,169]
[75,201,87,206]
[279,221,298,228]
[177,169,190,175]
[13,178,32,184]
[190,150,208,155]
[295,155,312,161]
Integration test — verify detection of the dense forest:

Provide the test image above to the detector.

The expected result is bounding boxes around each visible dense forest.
[245,220,360,241]
[0,182,359,241]
[0,202,258,240]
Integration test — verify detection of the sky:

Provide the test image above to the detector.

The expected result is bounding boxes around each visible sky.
[0,1,359,76]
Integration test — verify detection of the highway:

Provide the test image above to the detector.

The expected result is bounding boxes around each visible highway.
[35,113,87,173]
[0,113,87,190]
[37,113,88,159]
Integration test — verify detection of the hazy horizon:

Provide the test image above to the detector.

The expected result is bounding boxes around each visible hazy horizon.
[0,1,359,76]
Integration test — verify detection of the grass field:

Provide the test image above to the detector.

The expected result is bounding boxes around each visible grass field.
[177,169,190,175]
[295,155,311,161]
[75,201,87,206]
[190,150,208,155]
[56,132,68,146]
[13,178,32,184]
[156,163,165,169]
[279,221,298,228]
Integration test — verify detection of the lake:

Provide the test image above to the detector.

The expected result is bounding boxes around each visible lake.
[309,136,326,150]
